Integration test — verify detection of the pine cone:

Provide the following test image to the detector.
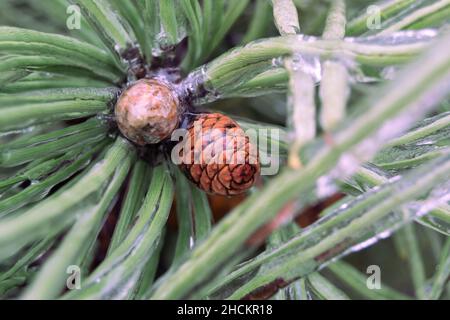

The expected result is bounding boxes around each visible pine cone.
[178,113,260,196]
[115,79,180,145]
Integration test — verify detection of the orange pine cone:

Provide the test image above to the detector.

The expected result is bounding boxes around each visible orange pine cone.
[178,113,260,196]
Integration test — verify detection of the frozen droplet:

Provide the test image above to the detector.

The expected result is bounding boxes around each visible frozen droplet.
[271,57,284,67]
[290,53,322,83]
